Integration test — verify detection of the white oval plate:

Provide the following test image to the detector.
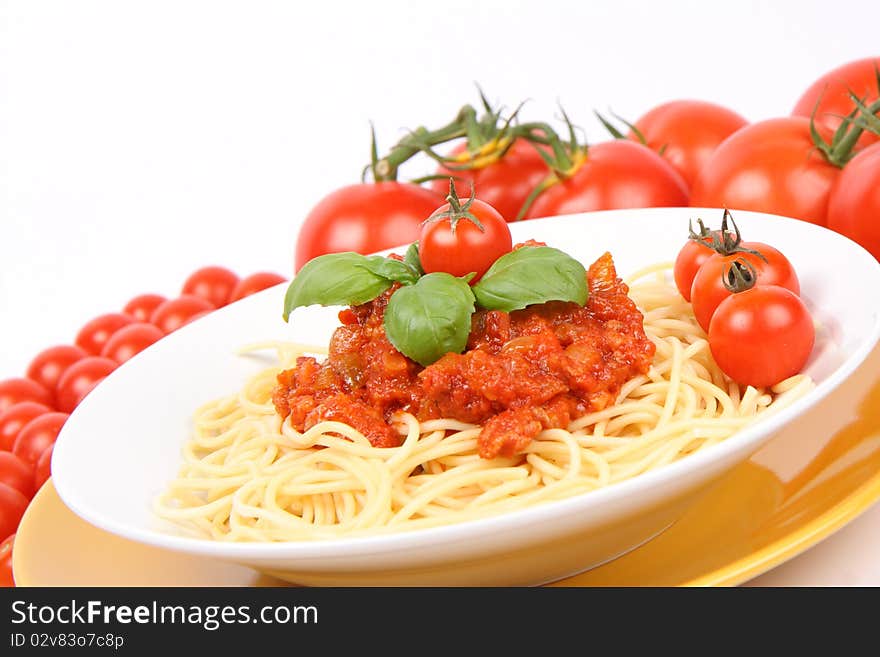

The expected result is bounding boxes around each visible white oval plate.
[52,208,880,586]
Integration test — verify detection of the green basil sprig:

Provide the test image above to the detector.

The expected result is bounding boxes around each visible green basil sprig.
[384,273,475,366]
[472,246,588,312]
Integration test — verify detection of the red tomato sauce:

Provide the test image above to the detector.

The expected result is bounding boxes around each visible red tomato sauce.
[273,252,655,459]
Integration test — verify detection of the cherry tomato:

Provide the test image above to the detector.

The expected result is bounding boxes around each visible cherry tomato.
[419,194,512,281]
[690,244,800,332]
[431,139,551,222]
[0,378,52,413]
[524,141,689,220]
[690,118,839,226]
[228,272,287,303]
[150,295,214,334]
[827,142,880,261]
[673,229,724,302]
[0,534,13,587]
[295,182,442,271]
[182,266,240,308]
[26,345,88,401]
[13,412,67,466]
[0,453,34,500]
[55,357,117,413]
[100,322,164,364]
[0,484,28,542]
[34,445,53,492]
[792,57,880,150]
[75,313,135,356]
[123,293,167,322]
[0,402,51,451]
[628,100,748,188]
[709,285,814,388]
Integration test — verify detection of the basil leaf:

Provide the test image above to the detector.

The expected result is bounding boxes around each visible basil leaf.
[404,242,424,277]
[362,255,420,286]
[283,252,393,321]
[384,273,475,367]
[472,246,588,312]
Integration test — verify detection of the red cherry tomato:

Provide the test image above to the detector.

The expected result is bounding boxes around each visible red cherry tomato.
[690,244,800,332]
[55,357,116,413]
[827,142,880,261]
[792,57,880,151]
[0,485,28,543]
[228,272,287,303]
[26,345,88,399]
[34,445,53,492]
[673,232,722,301]
[182,266,240,308]
[419,196,512,281]
[0,402,51,451]
[100,322,164,364]
[295,182,442,271]
[709,285,815,388]
[123,294,167,322]
[150,295,214,334]
[524,141,689,219]
[690,118,839,226]
[13,412,67,466]
[0,452,34,500]
[431,139,551,222]
[75,313,135,356]
[0,378,53,414]
[0,534,13,587]
[628,100,748,187]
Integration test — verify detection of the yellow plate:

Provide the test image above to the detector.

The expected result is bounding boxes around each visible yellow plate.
[15,344,880,587]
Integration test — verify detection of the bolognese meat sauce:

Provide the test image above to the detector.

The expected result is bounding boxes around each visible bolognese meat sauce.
[273,252,655,459]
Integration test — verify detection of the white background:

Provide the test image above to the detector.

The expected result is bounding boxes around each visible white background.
[2,0,879,585]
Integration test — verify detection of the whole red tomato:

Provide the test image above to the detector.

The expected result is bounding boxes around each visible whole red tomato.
[150,295,214,334]
[13,412,67,466]
[295,183,441,271]
[628,100,748,187]
[524,141,689,220]
[26,345,88,398]
[431,139,550,222]
[182,266,240,308]
[0,534,13,587]
[419,192,512,281]
[792,57,880,150]
[0,402,51,451]
[0,484,28,543]
[0,378,52,413]
[75,313,134,356]
[123,294,167,322]
[827,142,880,261]
[55,357,117,413]
[690,117,839,225]
[228,272,287,303]
[0,452,35,500]
[100,322,165,363]
[34,445,53,493]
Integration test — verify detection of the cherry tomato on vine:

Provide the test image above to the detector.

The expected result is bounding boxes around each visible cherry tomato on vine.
[0,534,13,587]
[295,183,442,271]
[55,357,117,414]
[100,322,164,364]
[34,445,53,493]
[792,57,880,151]
[13,413,67,466]
[524,141,688,220]
[182,266,240,308]
[228,272,287,303]
[627,100,748,188]
[431,139,550,222]
[690,118,840,225]
[150,295,214,334]
[419,187,512,281]
[123,294,167,322]
[0,378,52,413]
[0,453,34,500]
[75,313,135,356]
[0,402,51,451]
[690,244,800,332]
[709,285,814,388]
[0,485,28,543]
[827,142,880,261]
[26,345,88,402]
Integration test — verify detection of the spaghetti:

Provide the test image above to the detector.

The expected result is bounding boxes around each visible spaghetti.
[154,263,813,541]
